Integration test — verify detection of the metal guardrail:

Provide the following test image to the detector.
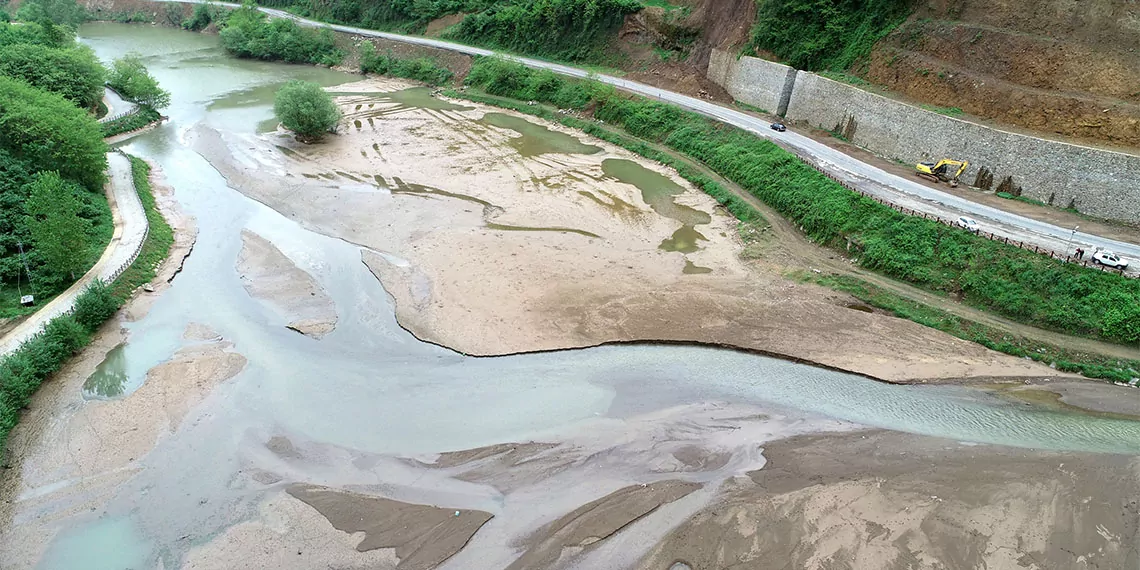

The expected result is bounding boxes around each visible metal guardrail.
[101,106,142,124]
[817,170,1132,277]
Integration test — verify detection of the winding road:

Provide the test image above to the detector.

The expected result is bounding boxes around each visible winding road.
[168,0,1140,267]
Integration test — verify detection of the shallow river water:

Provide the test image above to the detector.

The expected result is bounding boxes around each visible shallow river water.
[19,22,1140,570]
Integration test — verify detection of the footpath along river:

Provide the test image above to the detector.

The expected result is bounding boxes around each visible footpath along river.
[2,23,1139,570]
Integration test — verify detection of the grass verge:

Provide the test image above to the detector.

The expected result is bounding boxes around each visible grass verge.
[101,105,162,138]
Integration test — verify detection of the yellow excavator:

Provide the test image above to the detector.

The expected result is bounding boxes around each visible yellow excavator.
[915,159,969,187]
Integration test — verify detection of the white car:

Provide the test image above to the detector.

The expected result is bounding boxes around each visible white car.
[1092,250,1129,269]
[954,216,979,232]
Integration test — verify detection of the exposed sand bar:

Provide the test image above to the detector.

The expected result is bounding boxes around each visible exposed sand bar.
[193,78,1059,382]
[236,229,338,337]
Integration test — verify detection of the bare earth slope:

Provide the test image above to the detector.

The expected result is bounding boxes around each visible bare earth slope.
[866,0,1140,148]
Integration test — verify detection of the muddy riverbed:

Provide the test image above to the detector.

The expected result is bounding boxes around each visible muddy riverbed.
[1,23,1139,570]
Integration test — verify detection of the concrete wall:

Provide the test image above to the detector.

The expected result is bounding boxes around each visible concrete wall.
[707,49,797,116]
[706,51,1140,223]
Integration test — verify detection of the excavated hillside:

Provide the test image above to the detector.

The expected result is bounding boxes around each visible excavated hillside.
[863,0,1140,148]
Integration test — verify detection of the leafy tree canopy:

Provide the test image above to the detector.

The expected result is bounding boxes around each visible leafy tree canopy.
[107,53,171,109]
[23,170,90,283]
[0,43,106,108]
[273,80,341,141]
[0,75,107,190]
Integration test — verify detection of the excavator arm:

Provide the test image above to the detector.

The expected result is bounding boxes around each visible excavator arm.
[915,159,969,186]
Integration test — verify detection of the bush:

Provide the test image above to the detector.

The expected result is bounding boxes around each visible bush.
[359,42,453,85]
[72,280,119,332]
[274,80,341,141]
[462,57,1140,346]
[746,0,912,71]
[182,2,213,30]
[0,42,106,108]
[220,4,342,65]
[107,53,171,108]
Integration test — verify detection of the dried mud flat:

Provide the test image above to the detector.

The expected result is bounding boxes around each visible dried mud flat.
[192,77,1059,383]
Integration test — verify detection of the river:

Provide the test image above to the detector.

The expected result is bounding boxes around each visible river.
[7,22,1139,570]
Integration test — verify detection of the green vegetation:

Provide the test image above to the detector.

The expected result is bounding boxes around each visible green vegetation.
[254,0,639,63]
[462,57,1140,347]
[15,0,87,26]
[0,20,121,318]
[0,154,174,459]
[359,41,453,85]
[0,42,106,109]
[24,171,91,282]
[107,53,171,109]
[274,80,341,141]
[111,156,174,298]
[746,0,912,71]
[182,2,216,31]
[220,3,342,65]
[796,272,1140,383]
[0,75,106,189]
[101,105,163,138]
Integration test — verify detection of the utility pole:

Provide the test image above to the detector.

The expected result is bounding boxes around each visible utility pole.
[1065,226,1079,261]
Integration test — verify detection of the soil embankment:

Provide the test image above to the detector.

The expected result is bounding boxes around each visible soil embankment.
[197,77,1061,383]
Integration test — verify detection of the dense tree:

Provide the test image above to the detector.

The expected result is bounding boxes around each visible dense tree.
[0,43,106,109]
[219,5,342,65]
[23,171,90,282]
[16,0,87,27]
[273,80,341,141]
[107,53,171,109]
[0,76,107,190]
[0,20,70,48]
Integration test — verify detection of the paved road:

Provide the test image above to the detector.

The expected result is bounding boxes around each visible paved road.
[164,1,1140,266]
[0,153,148,356]
[100,86,137,122]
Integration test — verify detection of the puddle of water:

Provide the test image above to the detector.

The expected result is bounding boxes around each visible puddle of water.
[480,112,602,157]
[37,515,152,570]
[683,260,713,274]
[601,158,712,252]
[660,225,708,253]
[847,303,874,313]
[486,223,600,239]
[601,159,709,226]
[82,344,130,399]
